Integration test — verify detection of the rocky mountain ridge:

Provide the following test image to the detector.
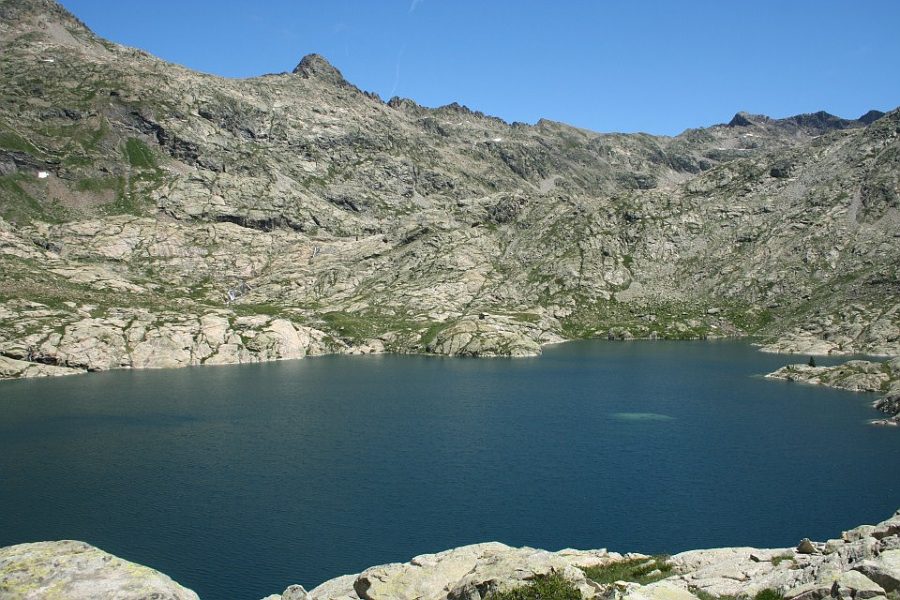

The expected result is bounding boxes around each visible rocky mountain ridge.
[2,509,899,600]
[0,0,898,381]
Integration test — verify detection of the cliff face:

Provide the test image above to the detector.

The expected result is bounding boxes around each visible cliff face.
[2,509,899,599]
[1,0,898,378]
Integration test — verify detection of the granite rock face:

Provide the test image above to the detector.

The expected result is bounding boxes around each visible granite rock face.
[0,540,199,600]
[1,0,899,381]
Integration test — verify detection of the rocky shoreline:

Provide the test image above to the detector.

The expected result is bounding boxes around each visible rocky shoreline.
[2,510,899,600]
[766,358,900,426]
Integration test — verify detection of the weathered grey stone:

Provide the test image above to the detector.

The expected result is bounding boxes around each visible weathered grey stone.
[783,581,833,600]
[282,584,310,600]
[308,573,360,600]
[831,570,885,599]
[798,538,819,554]
[0,540,199,600]
[853,550,900,592]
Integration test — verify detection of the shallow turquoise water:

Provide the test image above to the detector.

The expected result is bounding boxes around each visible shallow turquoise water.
[0,340,897,599]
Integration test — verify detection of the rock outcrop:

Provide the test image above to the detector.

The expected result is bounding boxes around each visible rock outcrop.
[0,540,199,599]
[766,358,900,425]
[4,510,900,600]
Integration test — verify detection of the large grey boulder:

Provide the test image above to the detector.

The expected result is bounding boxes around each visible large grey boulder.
[351,542,606,600]
[0,540,199,600]
[853,549,900,592]
[831,570,885,599]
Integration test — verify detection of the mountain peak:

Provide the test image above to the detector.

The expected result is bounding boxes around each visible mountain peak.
[858,109,886,125]
[292,54,349,87]
[0,0,96,47]
[727,112,767,127]
[0,0,86,29]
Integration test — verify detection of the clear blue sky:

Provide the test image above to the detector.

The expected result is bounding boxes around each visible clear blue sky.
[59,0,900,136]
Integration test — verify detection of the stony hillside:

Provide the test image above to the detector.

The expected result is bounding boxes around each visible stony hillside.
[1,0,898,378]
[2,509,899,599]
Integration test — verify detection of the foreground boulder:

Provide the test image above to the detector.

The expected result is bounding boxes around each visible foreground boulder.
[0,540,199,600]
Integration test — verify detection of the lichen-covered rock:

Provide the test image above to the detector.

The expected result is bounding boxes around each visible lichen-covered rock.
[0,540,199,600]
[672,547,805,597]
[351,542,602,600]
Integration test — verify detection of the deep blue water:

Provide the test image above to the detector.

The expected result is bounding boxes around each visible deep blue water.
[0,340,897,599]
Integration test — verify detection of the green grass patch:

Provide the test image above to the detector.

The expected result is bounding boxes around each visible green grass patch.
[0,174,68,224]
[770,553,794,567]
[582,556,673,586]
[320,310,385,342]
[486,574,582,600]
[124,137,156,168]
[419,321,448,348]
[0,128,40,155]
[75,176,122,193]
[319,310,420,346]
[232,303,285,317]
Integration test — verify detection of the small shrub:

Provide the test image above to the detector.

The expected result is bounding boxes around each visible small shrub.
[770,553,794,567]
[582,555,673,586]
[754,590,784,600]
[486,574,582,600]
[807,356,816,367]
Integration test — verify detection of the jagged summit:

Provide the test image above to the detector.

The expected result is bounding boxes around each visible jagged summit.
[727,111,764,127]
[859,109,886,125]
[785,110,855,131]
[292,53,350,87]
[727,109,882,133]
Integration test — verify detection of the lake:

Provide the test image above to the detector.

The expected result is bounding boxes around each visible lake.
[1,340,897,599]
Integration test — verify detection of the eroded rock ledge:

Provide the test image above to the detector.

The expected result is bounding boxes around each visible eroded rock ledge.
[766,358,900,425]
[3,510,899,600]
